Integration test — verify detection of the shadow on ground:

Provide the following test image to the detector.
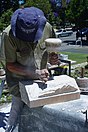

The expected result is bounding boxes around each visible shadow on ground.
[63,40,88,46]
[0,112,9,130]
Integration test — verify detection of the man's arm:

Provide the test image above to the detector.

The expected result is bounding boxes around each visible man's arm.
[6,62,49,82]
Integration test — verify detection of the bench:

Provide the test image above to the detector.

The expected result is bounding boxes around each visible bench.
[48,59,76,76]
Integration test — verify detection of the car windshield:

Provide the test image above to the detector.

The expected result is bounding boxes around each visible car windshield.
[63,30,66,32]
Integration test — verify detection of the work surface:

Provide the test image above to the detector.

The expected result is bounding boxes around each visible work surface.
[19,95,88,132]
[19,75,80,108]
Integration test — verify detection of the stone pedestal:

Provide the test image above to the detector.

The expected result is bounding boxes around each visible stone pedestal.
[19,95,88,132]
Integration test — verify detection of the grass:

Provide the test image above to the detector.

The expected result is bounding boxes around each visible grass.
[59,52,88,78]
[0,89,12,104]
[60,52,88,64]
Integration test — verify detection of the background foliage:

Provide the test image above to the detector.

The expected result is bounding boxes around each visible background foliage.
[25,0,55,24]
[0,8,13,31]
[0,0,88,31]
[66,0,88,28]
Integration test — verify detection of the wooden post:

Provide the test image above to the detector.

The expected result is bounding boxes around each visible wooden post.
[80,67,85,78]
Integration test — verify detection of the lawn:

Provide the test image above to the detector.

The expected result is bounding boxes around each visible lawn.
[59,52,88,78]
[60,52,88,64]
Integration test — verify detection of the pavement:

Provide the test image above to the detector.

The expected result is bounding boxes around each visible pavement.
[0,103,11,132]
[0,103,18,132]
[59,44,88,54]
[59,40,88,54]
[58,31,88,54]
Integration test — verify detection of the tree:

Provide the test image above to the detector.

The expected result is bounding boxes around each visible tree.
[25,0,51,15]
[0,0,19,16]
[49,0,71,28]
[0,0,19,31]
[25,0,54,23]
[0,8,13,31]
[66,0,88,28]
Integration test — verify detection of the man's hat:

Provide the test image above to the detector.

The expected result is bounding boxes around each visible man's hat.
[11,7,46,42]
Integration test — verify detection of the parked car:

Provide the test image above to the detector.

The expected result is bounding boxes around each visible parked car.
[76,28,88,40]
[55,29,73,38]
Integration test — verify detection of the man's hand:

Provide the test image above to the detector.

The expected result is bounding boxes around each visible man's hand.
[36,69,49,82]
[49,52,60,65]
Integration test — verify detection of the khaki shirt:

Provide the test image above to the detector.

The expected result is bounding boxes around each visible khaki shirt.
[4,22,55,96]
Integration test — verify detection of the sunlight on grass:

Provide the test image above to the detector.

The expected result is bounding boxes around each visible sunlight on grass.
[60,52,88,64]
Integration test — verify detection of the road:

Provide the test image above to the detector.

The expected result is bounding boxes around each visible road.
[58,32,88,54]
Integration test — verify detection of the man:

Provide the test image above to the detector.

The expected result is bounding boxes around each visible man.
[4,7,56,131]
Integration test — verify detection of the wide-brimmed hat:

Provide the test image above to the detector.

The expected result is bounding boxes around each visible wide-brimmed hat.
[11,7,46,42]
